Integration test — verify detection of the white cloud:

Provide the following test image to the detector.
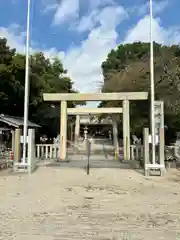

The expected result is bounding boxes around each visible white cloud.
[39,2,128,95]
[59,4,127,93]
[124,15,180,45]
[43,3,58,14]
[62,26,118,93]
[76,10,98,33]
[40,1,128,95]
[43,47,65,60]
[43,0,119,27]
[0,24,64,61]
[76,5,128,33]
[52,0,79,25]
[96,5,128,29]
[0,24,26,53]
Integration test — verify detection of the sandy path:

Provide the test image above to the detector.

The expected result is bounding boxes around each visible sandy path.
[0,167,180,239]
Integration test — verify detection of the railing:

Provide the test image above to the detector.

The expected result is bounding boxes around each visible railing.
[36,144,59,159]
[36,143,144,160]
[130,145,180,161]
[165,145,180,160]
[130,145,143,161]
[35,143,180,161]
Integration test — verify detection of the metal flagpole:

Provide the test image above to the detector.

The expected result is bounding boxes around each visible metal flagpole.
[149,0,156,165]
[22,0,31,164]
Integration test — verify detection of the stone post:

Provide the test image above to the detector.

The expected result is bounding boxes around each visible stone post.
[112,121,119,159]
[159,128,166,174]
[143,128,149,176]
[75,114,80,143]
[60,101,67,160]
[28,129,36,174]
[123,99,130,160]
[70,123,73,142]
[14,128,21,163]
[11,130,15,153]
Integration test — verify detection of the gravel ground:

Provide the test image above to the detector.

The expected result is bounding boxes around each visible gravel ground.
[1,166,180,239]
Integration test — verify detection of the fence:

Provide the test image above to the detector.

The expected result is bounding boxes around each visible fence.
[35,143,180,161]
[130,145,180,161]
[130,145,144,161]
[36,144,59,159]
[35,143,144,160]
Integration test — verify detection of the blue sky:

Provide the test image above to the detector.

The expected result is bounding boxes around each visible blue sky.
[0,0,180,94]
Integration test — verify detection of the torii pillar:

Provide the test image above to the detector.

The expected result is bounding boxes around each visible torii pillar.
[74,114,80,143]
[123,99,130,160]
[112,120,119,157]
[60,101,67,160]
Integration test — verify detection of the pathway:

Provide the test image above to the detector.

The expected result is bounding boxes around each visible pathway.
[0,167,180,239]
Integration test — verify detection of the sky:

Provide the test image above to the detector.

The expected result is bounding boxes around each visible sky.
[0,0,180,96]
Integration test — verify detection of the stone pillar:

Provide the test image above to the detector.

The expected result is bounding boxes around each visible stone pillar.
[11,130,15,153]
[159,128,165,171]
[112,121,119,158]
[123,99,130,160]
[14,128,21,162]
[108,130,112,140]
[75,114,80,143]
[60,101,67,160]
[70,123,73,142]
[28,129,36,174]
[143,128,149,176]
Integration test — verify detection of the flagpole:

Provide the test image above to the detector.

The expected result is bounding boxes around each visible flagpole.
[22,0,31,164]
[149,0,156,165]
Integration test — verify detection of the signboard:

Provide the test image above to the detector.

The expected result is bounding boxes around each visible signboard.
[148,101,164,144]
[154,101,164,134]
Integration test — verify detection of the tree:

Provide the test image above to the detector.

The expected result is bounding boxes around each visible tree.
[0,38,82,137]
[100,42,180,142]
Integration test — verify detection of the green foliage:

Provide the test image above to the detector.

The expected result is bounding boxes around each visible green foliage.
[0,38,81,137]
[100,42,180,141]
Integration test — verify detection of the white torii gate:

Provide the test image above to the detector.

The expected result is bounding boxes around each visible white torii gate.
[43,92,148,160]
[67,107,123,155]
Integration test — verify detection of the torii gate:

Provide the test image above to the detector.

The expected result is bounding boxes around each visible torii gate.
[43,92,148,160]
[67,107,123,155]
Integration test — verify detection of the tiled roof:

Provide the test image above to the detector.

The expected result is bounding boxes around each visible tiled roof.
[0,114,41,128]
